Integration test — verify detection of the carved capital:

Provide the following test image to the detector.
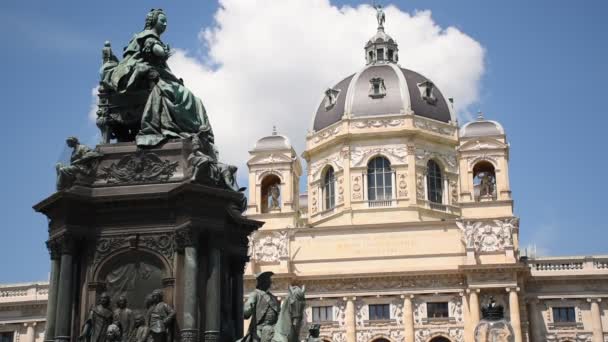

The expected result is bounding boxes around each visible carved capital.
[175,228,196,252]
[46,239,62,260]
[53,233,75,255]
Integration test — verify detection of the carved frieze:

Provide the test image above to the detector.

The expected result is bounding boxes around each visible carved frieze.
[337,177,344,203]
[335,299,347,326]
[357,329,403,342]
[391,298,404,325]
[456,218,519,252]
[415,328,464,342]
[413,298,426,325]
[100,152,178,184]
[350,145,407,167]
[94,233,175,266]
[449,296,464,323]
[311,189,318,214]
[314,125,341,143]
[249,231,288,263]
[450,179,458,204]
[414,118,455,136]
[355,299,368,327]
[350,118,405,129]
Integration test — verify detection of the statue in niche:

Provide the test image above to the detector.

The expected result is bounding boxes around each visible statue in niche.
[479,172,495,197]
[128,314,149,342]
[113,295,134,342]
[96,9,245,197]
[79,293,114,342]
[269,184,281,209]
[146,289,175,342]
[105,324,121,342]
[56,137,103,190]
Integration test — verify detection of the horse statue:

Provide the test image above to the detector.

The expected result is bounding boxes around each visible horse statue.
[272,285,306,342]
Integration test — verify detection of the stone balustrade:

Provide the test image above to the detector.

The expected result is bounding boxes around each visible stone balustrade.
[0,282,49,304]
[528,256,608,275]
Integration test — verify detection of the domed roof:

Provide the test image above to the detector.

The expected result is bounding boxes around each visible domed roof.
[252,127,292,152]
[312,65,454,131]
[311,9,454,132]
[459,112,505,138]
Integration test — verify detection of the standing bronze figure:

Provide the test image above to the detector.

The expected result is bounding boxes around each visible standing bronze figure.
[79,293,114,342]
[240,272,280,342]
[113,295,134,342]
[146,290,175,342]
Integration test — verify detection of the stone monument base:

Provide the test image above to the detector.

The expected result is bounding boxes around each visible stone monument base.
[35,140,262,342]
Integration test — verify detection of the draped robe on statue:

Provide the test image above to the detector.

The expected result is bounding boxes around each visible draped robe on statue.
[105,29,214,148]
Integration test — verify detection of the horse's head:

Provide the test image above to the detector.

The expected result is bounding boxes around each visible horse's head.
[287,285,306,335]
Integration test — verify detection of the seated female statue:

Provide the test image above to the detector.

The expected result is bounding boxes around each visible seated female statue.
[106,8,214,149]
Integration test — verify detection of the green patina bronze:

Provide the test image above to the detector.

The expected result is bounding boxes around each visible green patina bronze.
[101,9,212,148]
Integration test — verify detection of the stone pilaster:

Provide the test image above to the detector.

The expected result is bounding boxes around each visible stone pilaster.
[345,297,356,342]
[507,287,522,342]
[25,323,36,342]
[588,298,603,342]
[402,295,414,342]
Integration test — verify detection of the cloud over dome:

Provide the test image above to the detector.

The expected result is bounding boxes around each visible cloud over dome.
[168,0,485,177]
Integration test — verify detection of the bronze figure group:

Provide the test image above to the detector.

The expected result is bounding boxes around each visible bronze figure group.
[79,290,174,342]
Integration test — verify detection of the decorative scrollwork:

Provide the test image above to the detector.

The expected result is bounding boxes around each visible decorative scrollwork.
[99,152,178,184]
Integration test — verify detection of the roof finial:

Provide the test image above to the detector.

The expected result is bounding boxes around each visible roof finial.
[477,110,485,121]
[374,1,385,30]
[272,125,277,136]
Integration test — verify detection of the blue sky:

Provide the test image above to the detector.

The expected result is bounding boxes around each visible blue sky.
[0,0,606,283]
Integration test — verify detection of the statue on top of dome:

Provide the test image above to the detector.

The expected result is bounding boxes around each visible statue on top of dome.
[374,3,386,29]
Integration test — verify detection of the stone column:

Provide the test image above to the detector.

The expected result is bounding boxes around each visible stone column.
[25,323,36,342]
[507,287,522,342]
[54,235,74,342]
[345,297,356,342]
[44,241,60,342]
[205,245,222,342]
[180,229,198,342]
[461,292,472,342]
[402,295,414,342]
[589,298,604,342]
[527,299,542,342]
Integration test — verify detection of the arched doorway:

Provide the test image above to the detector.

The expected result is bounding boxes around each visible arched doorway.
[371,339,390,342]
[429,337,451,342]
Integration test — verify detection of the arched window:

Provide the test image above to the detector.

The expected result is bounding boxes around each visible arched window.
[427,160,443,203]
[323,167,335,210]
[372,339,391,342]
[473,161,496,201]
[367,157,392,201]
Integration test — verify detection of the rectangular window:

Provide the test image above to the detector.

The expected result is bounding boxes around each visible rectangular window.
[427,302,449,318]
[553,307,576,323]
[369,304,391,320]
[312,306,333,322]
[0,332,14,342]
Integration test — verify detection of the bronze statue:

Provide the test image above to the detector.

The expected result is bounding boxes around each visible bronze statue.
[113,295,134,342]
[306,324,321,342]
[56,137,103,190]
[375,4,386,28]
[146,289,175,342]
[80,293,114,342]
[240,272,280,342]
[128,314,149,342]
[105,324,121,342]
[269,184,280,209]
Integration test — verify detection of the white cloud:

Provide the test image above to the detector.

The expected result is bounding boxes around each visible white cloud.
[166,0,485,181]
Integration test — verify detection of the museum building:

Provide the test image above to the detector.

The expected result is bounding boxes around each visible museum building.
[1,9,607,342]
